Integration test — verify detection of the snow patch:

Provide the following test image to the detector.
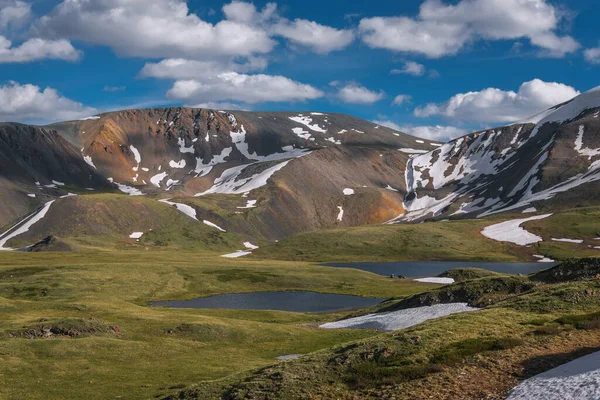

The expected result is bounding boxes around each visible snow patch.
[481,214,553,246]
[336,206,344,221]
[506,350,600,400]
[522,207,537,213]
[159,199,197,220]
[237,200,257,209]
[552,238,584,244]
[83,155,96,169]
[320,303,477,331]
[221,250,252,258]
[115,182,144,196]
[0,201,55,250]
[196,161,291,196]
[203,220,226,232]
[289,115,327,133]
[169,159,186,169]
[129,232,143,240]
[150,172,168,187]
[243,242,259,250]
[399,148,429,154]
[343,188,355,195]
[414,277,455,284]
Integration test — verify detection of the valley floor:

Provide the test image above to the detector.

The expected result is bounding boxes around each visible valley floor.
[1,238,600,399]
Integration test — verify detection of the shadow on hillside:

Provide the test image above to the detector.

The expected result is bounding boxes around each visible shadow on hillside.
[518,345,600,379]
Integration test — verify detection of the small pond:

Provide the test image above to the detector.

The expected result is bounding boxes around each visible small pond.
[323,261,555,278]
[150,291,386,313]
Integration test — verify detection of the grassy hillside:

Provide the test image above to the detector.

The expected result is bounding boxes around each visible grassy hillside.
[172,259,600,400]
[252,218,523,262]
[3,194,243,251]
[0,251,433,400]
[253,207,600,262]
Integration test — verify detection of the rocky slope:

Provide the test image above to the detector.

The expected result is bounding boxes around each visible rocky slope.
[2,85,600,250]
[397,86,600,222]
[0,109,438,248]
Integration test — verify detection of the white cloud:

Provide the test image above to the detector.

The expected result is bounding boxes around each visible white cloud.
[272,19,354,54]
[584,46,600,65]
[373,119,402,131]
[414,79,580,124]
[393,94,411,106]
[0,81,97,122]
[140,58,267,80]
[359,0,579,58]
[103,86,126,92]
[338,83,384,104]
[0,0,31,31]
[391,61,425,76]
[166,72,323,104]
[0,36,80,63]
[401,125,467,141]
[190,102,249,111]
[38,0,276,59]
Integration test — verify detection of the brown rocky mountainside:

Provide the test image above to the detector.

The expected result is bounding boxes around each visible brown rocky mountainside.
[0,108,437,247]
[2,85,600,249]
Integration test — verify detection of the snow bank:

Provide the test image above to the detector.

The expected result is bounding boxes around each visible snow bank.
[414,277,455,284]
[243,242,259,250]
[83,155,96,169]
[552,238,584,244]
[150,172,168,187]
[534,255,555,263]
[320,303,478,331]
[196,161,291,196]
[203,220,226,232]
[159,199,197,220]
[237,200,257,209]
[276,354,303,360]
[0,201,55,250]
[337,206,344,221]
[289,115,327,133]
[481,214,552,246]
[115,182,144,196]
[130,145,142,165]
[399,148,429,154]
[220,250,252,258]
[169,159,186,169]
[506,350,600,400]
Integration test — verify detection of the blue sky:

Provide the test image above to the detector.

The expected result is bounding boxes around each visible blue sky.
[1,0,599,140]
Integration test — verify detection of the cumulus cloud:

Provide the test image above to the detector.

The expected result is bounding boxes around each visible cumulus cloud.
[393,94,411,106]
[272,19,354,54]
[0,0,31,31]
[391,61,425,76]
[401,125,467,141]
[37,0,353,60]
[140,58,267,80]
[373,119,402,131]
[0,81,97,122]
[584,46,600,65]
[414,79,580,124]
[166,72,323,104]
[38,0,276,59]
[338,83,384,104]
[0,36,80,63]
[359,0,579,58]
[190,102,249,111]
[103,86,126,92]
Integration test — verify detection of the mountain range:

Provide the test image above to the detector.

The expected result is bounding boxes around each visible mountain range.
[1,86,600,252]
